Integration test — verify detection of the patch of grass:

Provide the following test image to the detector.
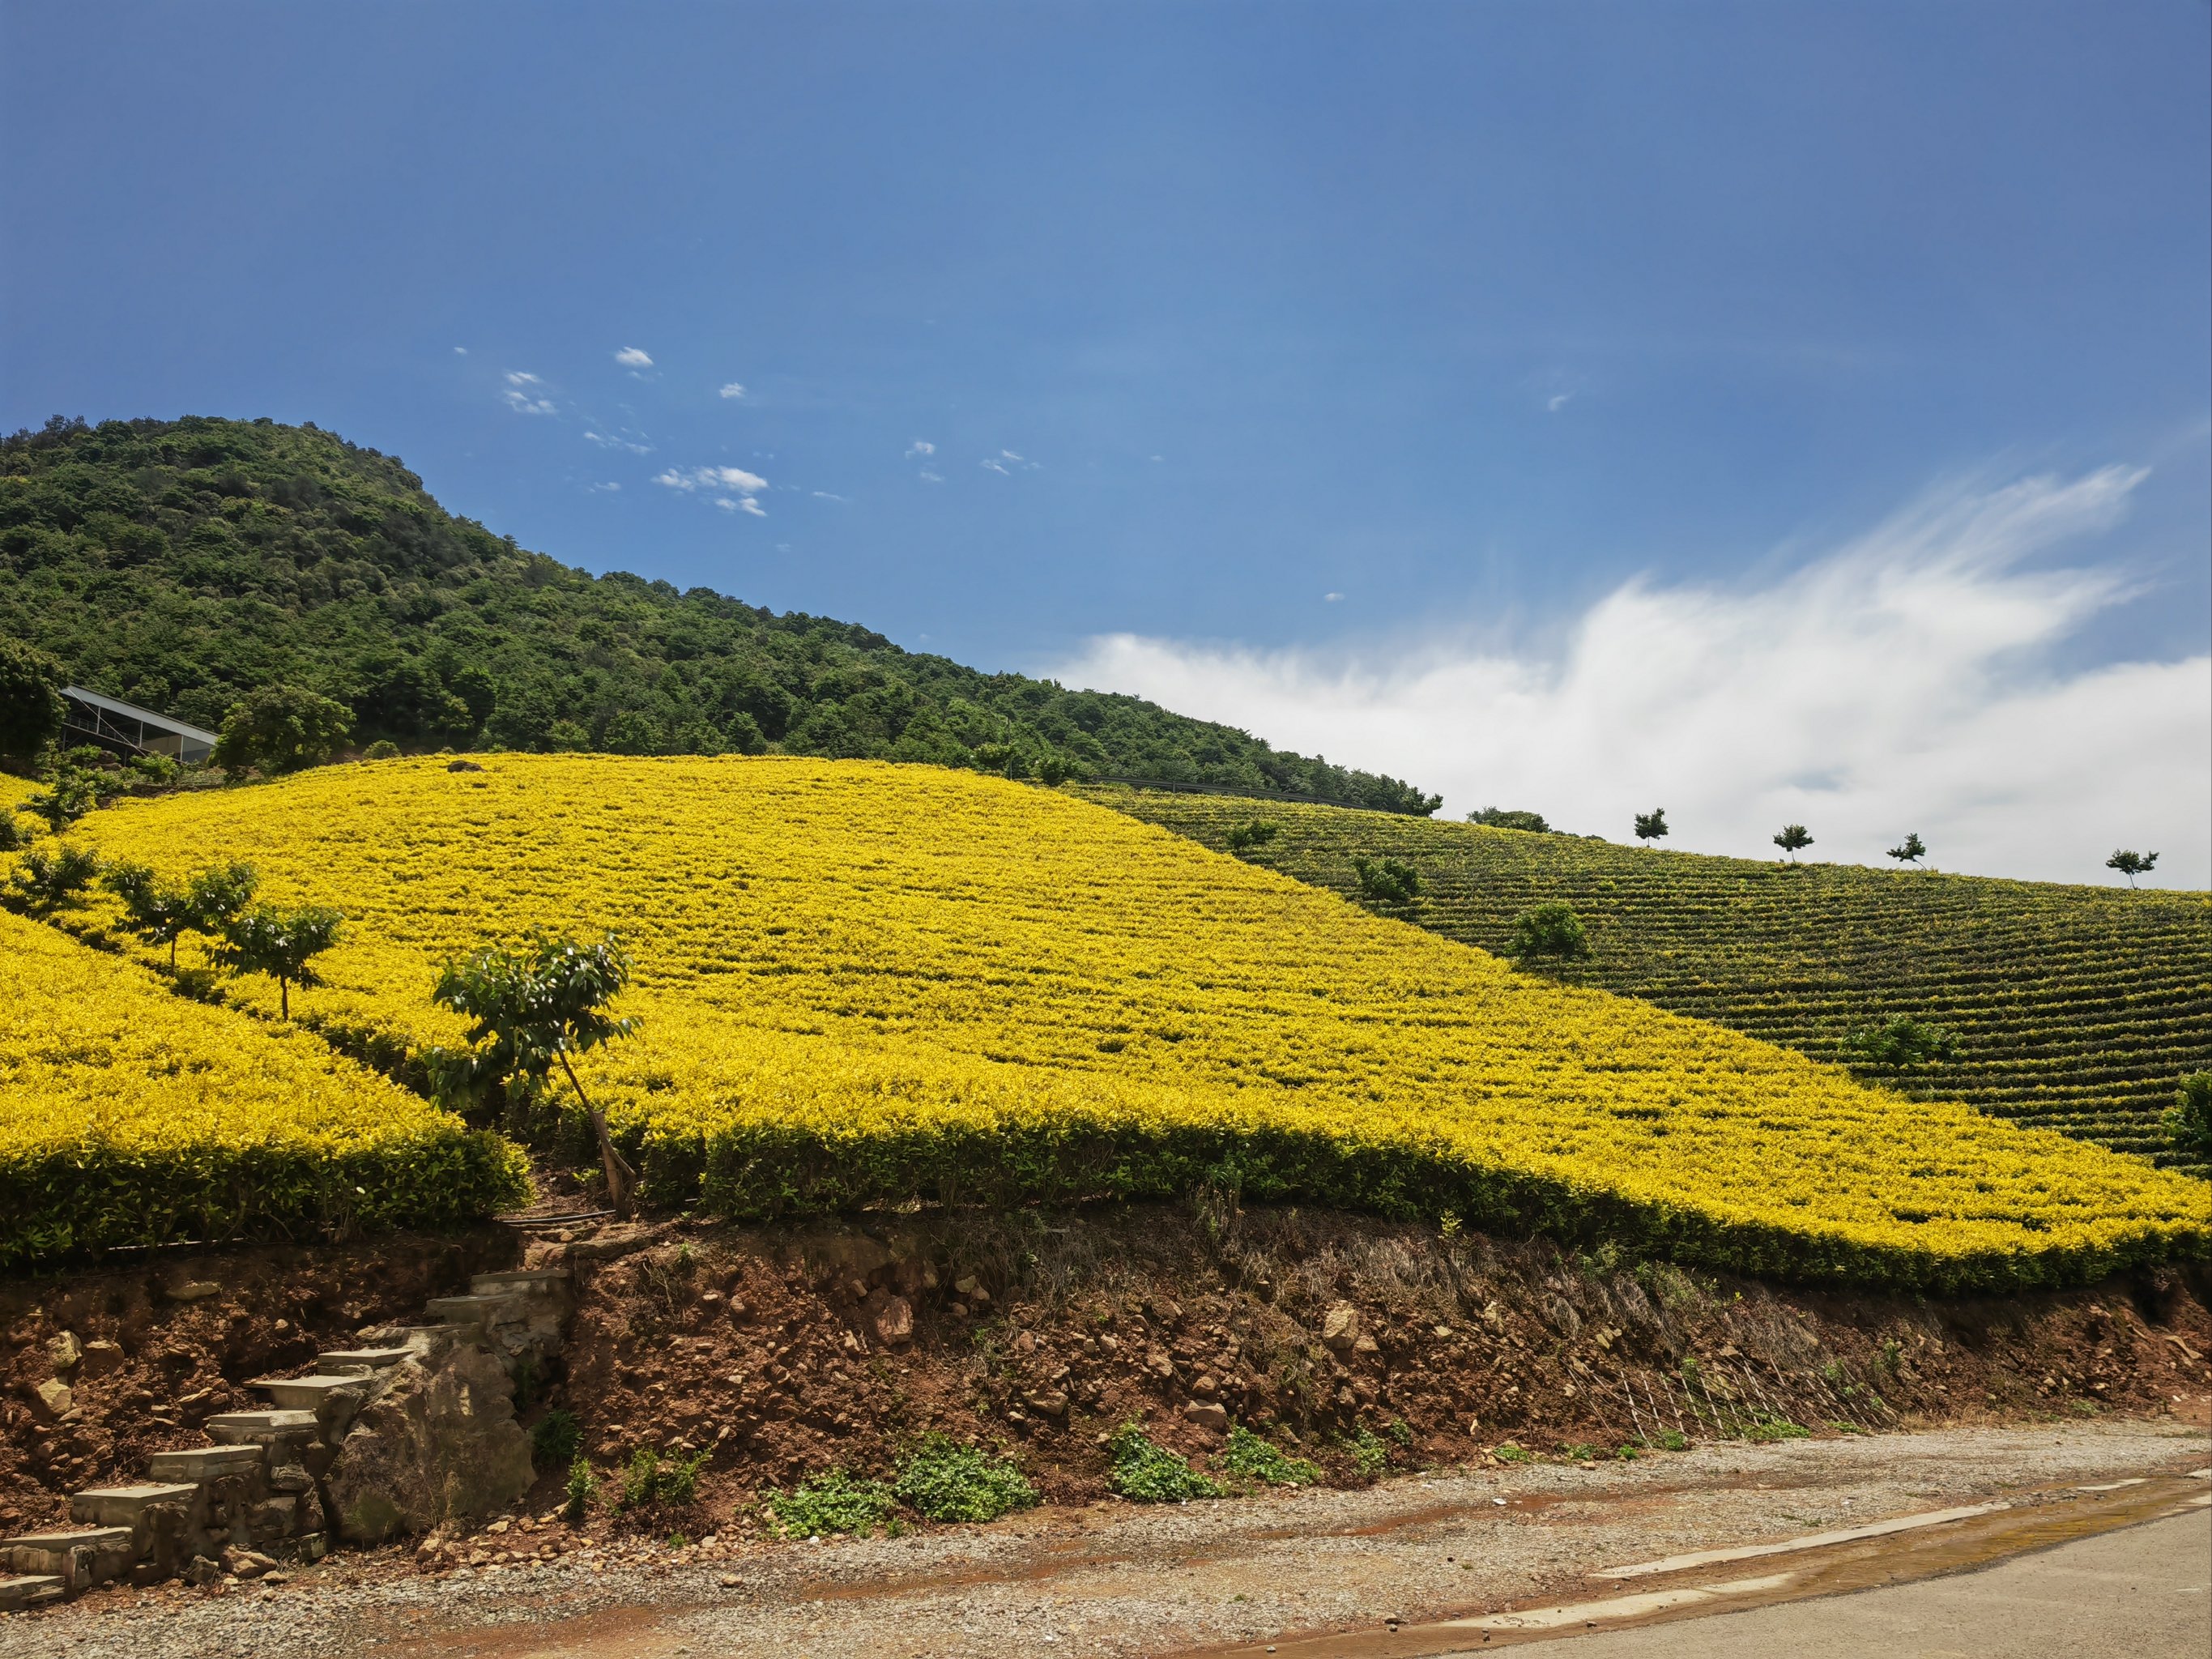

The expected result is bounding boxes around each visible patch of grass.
[620,1445,711,1508]
[1826,1421,1870,1435]
[1558,1442,1600,1462]
[1744,1417,1811,1444]
[1346,1424,1392,1478]
[1109,1422,1225,1503]
[531,1409,582,1470]
[893,1435,1038,1524]
[1651,1429,1690,1452]
[1218,1423,1322,1487]
[765,1469,900,1537]
[1493,1442,1534,1464]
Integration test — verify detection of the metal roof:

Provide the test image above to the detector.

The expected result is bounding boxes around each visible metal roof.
[62,685,220,745]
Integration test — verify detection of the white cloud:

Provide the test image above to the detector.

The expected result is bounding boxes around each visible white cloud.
[1323,592,1345,603]
[906,440,936,458]
[505,371,541,386]
[615,347,654,368]
[654,464,769,494]
[501,388,556,416]
[1547,392,1573,413]
[454,346,467,356]
[981,458,1010,476]
[719,382,747,399]
[982,448,1042,476]
[716,496,767,517]
[1049,467,2210,888]
[589,481,620,493]
[811,491,846,502]
[918,467,944,484]
[583,429,652,454]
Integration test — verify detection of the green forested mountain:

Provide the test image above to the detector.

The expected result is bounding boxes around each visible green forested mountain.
[0,415,1438,812]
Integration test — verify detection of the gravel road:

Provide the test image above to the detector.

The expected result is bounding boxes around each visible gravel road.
[6,1419,2206,1659]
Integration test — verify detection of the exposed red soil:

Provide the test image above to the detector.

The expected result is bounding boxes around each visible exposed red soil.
[6,1202,2210,1545]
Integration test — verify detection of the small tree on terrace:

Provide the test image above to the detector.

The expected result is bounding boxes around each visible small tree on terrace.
[1,845,102,917]
[1887,832,1927,868]
[1633,808,1669,843]
[212,903,343,1018]
[2164,1073,2212,1165]
[212,684,353,778]
[2106,849,2158,889]
[105,859,258,967]
[432,932,642,1218]
[1773,824,1813,864]
[1507,901,1591,962]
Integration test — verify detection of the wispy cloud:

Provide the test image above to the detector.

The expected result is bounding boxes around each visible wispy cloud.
[583,429,652,454]
[716,496,768,517]
[906,440,936,458]
[719,382,747,399]
[657,463,769,496]
[918,467,944,484]
[1323,592,1345,603]
[982,448,1042,476]
[615,347,654,369]
[501,375,557,416]
[454,346,468,356]
[1050,467,2210,887]
[811,490,847,502]
[506,372,542,385]
[1546,392,1573,413]
[589,481,621,493]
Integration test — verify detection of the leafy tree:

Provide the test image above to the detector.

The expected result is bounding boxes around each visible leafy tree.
[1223,819,1281,855]
[1773,824,1813,863]
[212,903,343,1018]
[187,861,260,934]
[1507,900,1591,960]
[1633,808,1669,843]
[23,766,100,833]
[2163,1073,2212,1163]
[211,683,354,777]
[1468,807,1550,834]
[2106,849,2159,889]
[1353,855,1421,904]
[0,636,68,769]
[430,931,643,1218]
[1839,1016,1962,1071]
[1,844,102,917]
[104,862,196,966]
[1887,832,1927,867]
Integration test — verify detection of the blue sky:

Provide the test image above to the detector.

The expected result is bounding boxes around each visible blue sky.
[3,3,2207,880]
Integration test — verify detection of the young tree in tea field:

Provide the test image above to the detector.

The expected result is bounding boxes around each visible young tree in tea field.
[1886,832,1927,867]
[1468,807,1551,833]
[1839,1015,1962,1072]
[2106,849,2159,889]
[211,683,354,777]
[1507,901,1591,961]
[1353,855,1421,904]
[1773,824,1813,863]
[105,862,196,967]
[1633,808,1669,842]
[213,903,343,1018]
[1223,819,1281,855]
[2165,1073,2212,1164]
[432,932,642,1218]
[1,844,101,917]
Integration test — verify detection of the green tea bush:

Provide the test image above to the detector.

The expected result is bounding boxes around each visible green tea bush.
[893,1435,1038,1524]
[1107,1422,1224,1503]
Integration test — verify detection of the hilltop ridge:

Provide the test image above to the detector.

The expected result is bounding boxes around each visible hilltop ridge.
[0,414,1438,812]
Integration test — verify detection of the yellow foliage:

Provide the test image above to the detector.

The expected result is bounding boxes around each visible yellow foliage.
[58,755,2209,1287]
[0,908,526,1262]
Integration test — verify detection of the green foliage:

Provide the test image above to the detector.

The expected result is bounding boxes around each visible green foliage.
[211,682,352,777]
[531,1409,582,1470]
[1558,1441,1600,1461]
[1507,900,1590,960]
[185,860,259,934]
[618,1444,710,1508]
[1353,855,1421,904]
[2,844,102,917]
[2165,1073,2212,1164]
[1839,1016,1963,1072]
[428,929,642,1212]
[104,861,195,965]
[0,416,1436,812]
[1633,808,1669,842]
[892,1435,1038,1523]
[2107,849,2159,888]
[1652,1429,1690,1452]
[211,902,342,1018]
[1773,824,1813,862]
[1491,1442,1532,1463]
[1468,807,1551,833]
[1744,1416,1811,1443]
[362,739,400,761]
[24,767,100,833]
[1345,1423,1392,1477]
[0,812,23,852]
[1223,819,1281,855]
[765,1469,900,1537]
[0,636,67,766]
[1107,1422,1225,1502]
[1887,832,1927,866]
[1218,1423,1320,1486]
[564,1454,598,1523]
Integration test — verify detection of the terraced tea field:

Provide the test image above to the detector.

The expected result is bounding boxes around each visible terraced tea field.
[1092,787,2212,1173]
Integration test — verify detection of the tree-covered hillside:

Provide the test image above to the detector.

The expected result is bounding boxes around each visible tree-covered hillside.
[0,416,1437,811]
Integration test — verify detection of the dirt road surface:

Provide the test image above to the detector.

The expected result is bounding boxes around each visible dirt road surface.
[5,1419,2206,1659]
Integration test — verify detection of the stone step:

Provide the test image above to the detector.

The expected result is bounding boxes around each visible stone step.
[70,1484,198,1527]
[424,1292,531,1328]
[248,1375,371,1412]
[204,1409,321,1448]
[0,1574,66,1612]
[469,1268,571,1299]
[2,1526,134,1589]
[317,1346,414,1375]
[147,1444,266,1484]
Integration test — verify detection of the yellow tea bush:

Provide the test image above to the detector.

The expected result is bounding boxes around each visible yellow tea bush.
[60,756,2210,1290]
[0,909,526,1265]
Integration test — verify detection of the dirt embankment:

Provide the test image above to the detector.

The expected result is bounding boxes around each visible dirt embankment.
[6,1202,2210,1537]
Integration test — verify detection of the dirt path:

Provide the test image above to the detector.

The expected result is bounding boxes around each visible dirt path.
[7,1419,2206,1659]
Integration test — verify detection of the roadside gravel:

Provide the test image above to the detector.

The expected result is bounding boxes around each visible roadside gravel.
[7,1418,2206,1659]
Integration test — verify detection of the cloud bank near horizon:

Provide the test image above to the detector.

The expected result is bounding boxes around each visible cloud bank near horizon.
[1051,467,2210,889]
